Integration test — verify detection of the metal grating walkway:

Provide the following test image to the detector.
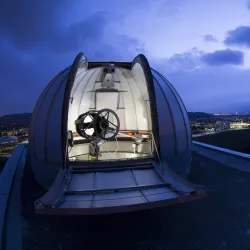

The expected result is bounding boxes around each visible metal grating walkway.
[60,166,179,209]
[35,160,205,215]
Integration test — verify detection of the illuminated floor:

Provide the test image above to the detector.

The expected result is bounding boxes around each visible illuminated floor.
[70,152,150,161]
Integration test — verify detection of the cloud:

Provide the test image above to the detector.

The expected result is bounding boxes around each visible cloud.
[0,0,72,49]
[167,51,200,71]
[200,49,244,66]
[0,0,144,58]
[167,67,250,113]
[224,26,250,48]
[47,12,108,53]
[152,47,244,75]
[204,34,218,43]
[0,0,142,57]
[151,47,203,75]
[81,35,145,61]
[0,0,146,115]
[0,42,49,115]
[0,1,109,54]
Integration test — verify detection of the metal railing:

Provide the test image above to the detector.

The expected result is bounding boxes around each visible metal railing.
[0,143,27,250]
[193,140,250,173]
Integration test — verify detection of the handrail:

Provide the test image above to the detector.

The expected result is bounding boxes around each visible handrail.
[0,143,27,250]
[192,140,250,173]
[193,141,250,160]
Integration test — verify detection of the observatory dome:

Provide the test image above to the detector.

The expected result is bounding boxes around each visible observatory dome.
[29,53,191,190]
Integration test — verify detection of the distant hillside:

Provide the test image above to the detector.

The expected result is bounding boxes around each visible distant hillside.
[188,112,214,120]
[0,111,213,130]
[0,113,32,130]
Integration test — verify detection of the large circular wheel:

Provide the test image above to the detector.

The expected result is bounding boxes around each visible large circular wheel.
[93,109,120,140]
[75,112,96,139]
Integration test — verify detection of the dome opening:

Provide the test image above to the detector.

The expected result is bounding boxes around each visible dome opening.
[67,58,153,162]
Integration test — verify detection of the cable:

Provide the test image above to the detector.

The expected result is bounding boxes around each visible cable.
[108,137,119,154]
[68,146,73,154]
[104,140,112,159]
[69,153,88,158]
[103,137,119,159]
[114,136,119,154]
[151,131,164,173]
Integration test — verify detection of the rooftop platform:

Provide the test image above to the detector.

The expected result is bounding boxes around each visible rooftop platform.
[21,152,250,250]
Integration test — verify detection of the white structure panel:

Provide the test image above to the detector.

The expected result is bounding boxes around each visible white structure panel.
[68,68,100,132]
[78,69,102,114]
[70,68,88,96]
[131,63,152,130]
[68,67,152,133]
[117,69,138,130]
[120,69,149,131]
[96,92,118,111]
[68,68,92,132]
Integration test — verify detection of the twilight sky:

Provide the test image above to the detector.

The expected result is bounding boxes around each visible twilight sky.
[0,0,250,116]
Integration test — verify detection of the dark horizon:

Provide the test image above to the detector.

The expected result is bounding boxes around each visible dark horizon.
[1,110,250,119]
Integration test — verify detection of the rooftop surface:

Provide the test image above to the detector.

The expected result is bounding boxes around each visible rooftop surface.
[21,152,250,250]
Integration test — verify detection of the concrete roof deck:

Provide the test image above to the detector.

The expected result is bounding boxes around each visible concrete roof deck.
[22,152,250,250]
